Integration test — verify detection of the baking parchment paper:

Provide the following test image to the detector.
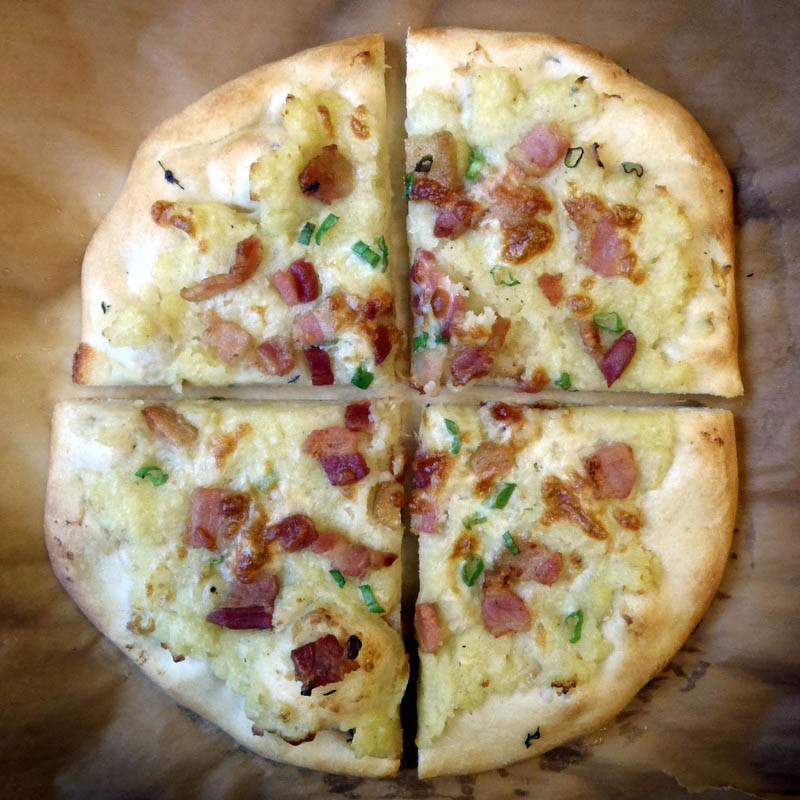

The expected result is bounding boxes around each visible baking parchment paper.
[1,1,798,797]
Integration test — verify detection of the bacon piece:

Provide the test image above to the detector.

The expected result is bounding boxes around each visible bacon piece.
[291,633,361,694]
[141,405,197,448]
[584,442,637,499]
[253,337,296,376]
[588,217,634,277]
[470,442,515,495]
[409,177,450,206]
[502,221,554,264]
[516,366,549,394]
[319,454,370,486]
[185,488,250,550]
[298,145,354,204]
[303,426,361,457]
[372,324,392,364]
[409,495,440,534]
[405,131,461,191]
[437,294,466,341]
[409,452,451,533]
[599,330,636,386]
[293,313,328,347]
[577,319,604,363]
[203,315,253,363]
[541,475,608,540]
[344,402,372,432]
[233,516,270,583]
[537,273,563,306]
[489,178,552,227]
[303,347,334,385]
[272,259,321,306]
[415,603,444,653]
[518,123,569,174]
[413,452,451,490]
[151,200,195,236]
[311,531,396,578]
[481,590,531,637]
[489,402,524,424]
[450,346,493,386]
[180,236,262,301]
[207,571,278,630]
[412,350,446,390]
[265,513,319,552]
[433,196,484,239]
[484,541,564,591]
[371,481,404,528]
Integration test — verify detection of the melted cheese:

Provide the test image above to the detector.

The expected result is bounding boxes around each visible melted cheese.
[71,401,407,758]
[415,406,672,746]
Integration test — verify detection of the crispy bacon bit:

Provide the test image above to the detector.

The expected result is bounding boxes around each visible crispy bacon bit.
[567,293,594,317]
[291,633,360,694]
[470,442,515,495]
[185,488,250,550]
[489,178,553,227]
[71,343,95,385]
[180,236,262,301]
[415,603,444,653]
[406,132,461,190]
[371,481,404,528]
[481,590,531,637]
[303,347,334,385]
[613,508,642,530]
[541,475,608,540]
[584,442,637,499]
[319,454,370,486]
[265,513,318,552]
[141,405,197,448]
[537,273,563,306]
[254,337,296,376]
[372,324,392,364]
[489,402,524,424]
[487,315,511,350]
[413,452,450,490]
[599,330,636,386]
[272,259,321,306]
[577,319,604,363]
[292,293,353,347]
[303,426,361,457]
[298,145,354,203]
[517,123,570,174]
[484,541,564,591]
[151,200,195,236]
[203,315,253,363]
[206,571,278,630]
[344,402,372,432]
[294,312,328,347]
[502,221,554,264]
[451,345,493,386]
[433,196,484,239]
[516,366,549,394]
[410,452,451,534]
[311,531,396,577]
[408,494,439,534]
[409,177,451,206]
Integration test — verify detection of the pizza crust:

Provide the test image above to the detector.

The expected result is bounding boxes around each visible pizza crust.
[416,408,737,777]
[44,401,402,777]
[406,28,741,397]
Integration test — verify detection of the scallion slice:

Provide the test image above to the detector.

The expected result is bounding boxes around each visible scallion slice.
[415,154,433,173]
[298,221,315,245]
[462,512,487,530]
[135,465,168,486]
[359,584,384,613]
[208,554,225,566]
[315,213,339,244]
[503,531,520,555]
[434,331,448,345]
[593,311,624,333]
[621,161,644,177]
[555,372,571,390]
[565,146,584,168]
[490,264,520,287]
[257,469,278,492]
[351,363,374,390]
[489,482,516,509]
[376,235,389,272]
[444,418,461,454]
[352,240,381,267]
[465,147,485,180]
[330,569,346,588]
[403,172,414,199]
[461,555,485,587]
[412,331,429,351]
[565,609,584,643]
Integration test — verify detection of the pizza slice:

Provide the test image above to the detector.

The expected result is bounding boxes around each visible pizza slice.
[405,28,741,396]
[72,34,402,389]
[45,399,408,777]
[410,402,736,777]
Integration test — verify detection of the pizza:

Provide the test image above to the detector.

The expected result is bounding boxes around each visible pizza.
[45,399,409,777]
[410,403,736,777]
[71,34,401,390]
[404,28,741,396]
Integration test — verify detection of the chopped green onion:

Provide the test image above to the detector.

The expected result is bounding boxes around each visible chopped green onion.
[208,554,225,566]
[135,466,168,486]
[444,419,461,454]
[257,469,278,492]
[564,146,584,168]
[593,311,624,333]
[412,331,429,351]
[315,213,339,244]
[434,331,448,345]
[503,531,520,555]
[360,584,384,613]
[621,161,644,178]
[403,172,414,199]
[462,512,487,530]
[352,240,381,267]
[298,221,315,245]
[461,555,485,587]
[415,154,433,173]
[376,235,389,272]
[465,147,485,180]
[318,338,339,349]
[489,482,516,509]
[555,372,571,390]
[565,609,584,643]
[490,264,520,287]
[351,363,374,390]
[330,569,346,588]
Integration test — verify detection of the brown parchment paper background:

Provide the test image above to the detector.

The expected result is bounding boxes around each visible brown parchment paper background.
[1,1,799,798]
